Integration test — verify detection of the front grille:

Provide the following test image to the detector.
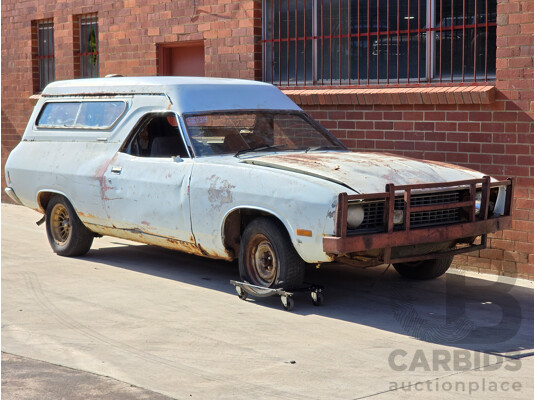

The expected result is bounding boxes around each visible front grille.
[351,190,465,233]
[398,191,461,208]
[360,202,385,231]
[410,208,461,227]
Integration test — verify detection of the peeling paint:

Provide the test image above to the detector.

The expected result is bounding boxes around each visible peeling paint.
[207,175,235,211]
[242,152,488,194]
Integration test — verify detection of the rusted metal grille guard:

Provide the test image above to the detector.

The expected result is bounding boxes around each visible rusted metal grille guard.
[323,177,513,264]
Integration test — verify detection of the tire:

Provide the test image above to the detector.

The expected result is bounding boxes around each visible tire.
[45,195,94,257]
[393,256,453,280]
[239,217,305,289]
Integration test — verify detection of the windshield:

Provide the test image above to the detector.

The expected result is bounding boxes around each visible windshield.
[183,111,345,157]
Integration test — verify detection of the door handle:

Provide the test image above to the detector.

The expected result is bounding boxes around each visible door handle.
[111,166,122,174]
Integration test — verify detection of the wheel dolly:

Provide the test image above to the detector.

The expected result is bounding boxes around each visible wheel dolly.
[230,280,324,311]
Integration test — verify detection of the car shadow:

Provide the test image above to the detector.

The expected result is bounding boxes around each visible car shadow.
[79,241,534,358]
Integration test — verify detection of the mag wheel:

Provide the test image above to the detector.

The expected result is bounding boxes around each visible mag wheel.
[46,195,94,257]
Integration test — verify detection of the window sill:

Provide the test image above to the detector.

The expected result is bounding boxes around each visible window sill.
[281,86,495,106]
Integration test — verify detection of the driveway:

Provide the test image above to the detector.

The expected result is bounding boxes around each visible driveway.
[2,203,533,399]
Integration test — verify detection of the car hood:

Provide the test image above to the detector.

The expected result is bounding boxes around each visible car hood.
[241,151,487,193]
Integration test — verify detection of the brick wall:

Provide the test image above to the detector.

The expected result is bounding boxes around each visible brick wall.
[1,0,533,279]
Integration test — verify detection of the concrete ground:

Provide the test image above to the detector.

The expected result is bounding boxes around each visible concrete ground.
[2,352,174,399]
[2,203,533,400]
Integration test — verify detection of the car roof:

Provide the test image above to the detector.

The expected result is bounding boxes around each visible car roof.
[41,76,301,114]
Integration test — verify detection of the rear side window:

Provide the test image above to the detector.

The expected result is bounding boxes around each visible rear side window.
[36,101,126,129]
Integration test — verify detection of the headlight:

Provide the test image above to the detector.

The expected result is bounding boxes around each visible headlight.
[475,192,482,215]
[347,205,364,229]
[393,210,404,225]
[475,191,495,216]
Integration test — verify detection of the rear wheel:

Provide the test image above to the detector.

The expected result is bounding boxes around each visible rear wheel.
[239,217,305,289]
[393,256,453,280]
[45,195,94,257]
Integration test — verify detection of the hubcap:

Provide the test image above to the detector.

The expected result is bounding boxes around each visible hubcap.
[50,204,71,245]
[247,234,277,287]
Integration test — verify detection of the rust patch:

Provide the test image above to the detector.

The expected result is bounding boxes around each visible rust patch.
[197,244,210,256]
[326,199,337,219]
[94,154,118,201]
[207,175,235,211]
[77,211,99,220]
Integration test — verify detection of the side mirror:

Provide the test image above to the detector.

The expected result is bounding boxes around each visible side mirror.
[172,156,184,163]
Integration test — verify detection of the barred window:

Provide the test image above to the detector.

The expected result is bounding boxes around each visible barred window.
[76,15,99,78]
[35,20,55,91]
[263,0,496,86]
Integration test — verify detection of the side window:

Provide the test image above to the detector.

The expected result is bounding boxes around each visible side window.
[122,113,189,159]
[36,101,125,129]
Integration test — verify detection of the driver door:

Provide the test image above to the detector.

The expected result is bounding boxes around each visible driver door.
[101,112,193,243]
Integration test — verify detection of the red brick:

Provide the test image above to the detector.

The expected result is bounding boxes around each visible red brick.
[357,140,375,149]
[383,111,403,120]
[517,263,534,277]
[502,230,528,242]
[437,122,458,132]
[414,122,435,131]
[504,250,529,263]
[446,152,468,163]
[425,112,446,121]
[469,112,493,122]
[403,112,424,121]
[375,121,393,130]
[479,248,504,259]
[415,141,436,151]
[459,143,481,153]
[506,144,532,154]
[437,142,458,152]
[393,121,414,131]
[469,132,493,142]
[338,120,356,129]
[446,112,469,121]
[492,133,517,143]
[458,123,481,132]
[394,141,415,150]
[518,155,534,166]
[515,241,534,254]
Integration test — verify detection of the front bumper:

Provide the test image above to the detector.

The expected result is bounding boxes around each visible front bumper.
[323,176,513,264]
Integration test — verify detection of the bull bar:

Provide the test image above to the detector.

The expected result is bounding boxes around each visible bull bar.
[323,176,513,264]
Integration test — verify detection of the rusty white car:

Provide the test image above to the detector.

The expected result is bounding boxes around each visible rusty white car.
[5,77,513,288]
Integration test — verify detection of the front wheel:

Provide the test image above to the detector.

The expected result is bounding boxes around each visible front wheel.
[45,195,94,257]
[393,256,453,280]
[239,217,305,289]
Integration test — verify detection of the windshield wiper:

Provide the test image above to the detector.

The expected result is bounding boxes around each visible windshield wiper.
[234,144,288,157]
[305,145,344,153]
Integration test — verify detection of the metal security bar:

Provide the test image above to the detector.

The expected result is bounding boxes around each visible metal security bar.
[37,20,55,90]
[78,15,99,78]
[262,0,496,87]
[324,177,513,264]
